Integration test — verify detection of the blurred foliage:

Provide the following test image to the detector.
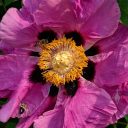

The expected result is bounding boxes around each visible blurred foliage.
[0,0,128,127]
[107,116,128,128]
[0,118,19,128]
[0,98,8,106]
[0,0,22,20]
[117,0,128,25]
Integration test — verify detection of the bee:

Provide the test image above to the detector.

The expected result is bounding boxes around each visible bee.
[19,103,28,115]
[36,39,49,47]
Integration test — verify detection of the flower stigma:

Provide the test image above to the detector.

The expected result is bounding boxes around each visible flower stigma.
[38,37,88,86]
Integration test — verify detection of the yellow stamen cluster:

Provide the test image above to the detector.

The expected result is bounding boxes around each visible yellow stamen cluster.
[38,37,88,86]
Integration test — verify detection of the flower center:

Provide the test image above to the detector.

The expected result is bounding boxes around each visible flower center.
[52,51,73,74]
[38,37,88,86]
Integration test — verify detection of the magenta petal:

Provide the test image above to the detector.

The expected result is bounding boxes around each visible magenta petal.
[34,78,117,128]
[63,79,117,128]
[0,40,14,54]
[23,0,42,13]
[0,74,33,122]
[33,0,77,31]
[0,54,37,90]
[0,90,12,98]
[33,87,66,128]
[0,54,37,122]
[30,0,120,44]
[80,0,120,42]
[34,107,64,128]
[96,24,128,52]
[94,43,128,87]
[103,82,128,122]
[114,82,128,120]
[16,96,56,128]
[13,83,50,118]
[0,8,38,49]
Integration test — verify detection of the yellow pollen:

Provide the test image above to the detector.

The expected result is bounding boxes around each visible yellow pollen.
[38,37,88,86]
[52,51,73,74]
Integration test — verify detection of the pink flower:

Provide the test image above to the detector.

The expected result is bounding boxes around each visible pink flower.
[0,0,120,51]
[0,0,127,128]
[34,78,117,128]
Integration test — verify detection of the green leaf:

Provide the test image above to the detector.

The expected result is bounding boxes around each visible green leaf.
[6,118,19,128]
[0,118,19,128]
[117,0,128,25]
[6,122,17,128]
[0,122,5,128]
[3,0,14,6]
[0,0,3,6]
[0,5,5,20]
[106,124,116,128]
[0,0,22,20]
[0,98,8,105]
[6,0,22,10]
[125,115,128,122]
